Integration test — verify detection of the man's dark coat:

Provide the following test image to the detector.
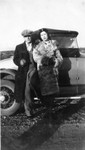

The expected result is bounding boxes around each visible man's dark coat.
[13,42,36,103]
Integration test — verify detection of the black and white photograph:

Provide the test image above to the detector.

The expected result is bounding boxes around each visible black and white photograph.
[0,0,85,150]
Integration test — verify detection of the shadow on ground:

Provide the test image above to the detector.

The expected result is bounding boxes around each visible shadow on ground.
[1,98,85,150]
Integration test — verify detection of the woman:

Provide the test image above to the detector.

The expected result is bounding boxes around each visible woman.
[33,29,63,103]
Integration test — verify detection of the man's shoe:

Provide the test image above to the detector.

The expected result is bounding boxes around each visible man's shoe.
[25,110,31,117]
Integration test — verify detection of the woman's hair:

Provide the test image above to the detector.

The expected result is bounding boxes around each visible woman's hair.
[38,28,51,41]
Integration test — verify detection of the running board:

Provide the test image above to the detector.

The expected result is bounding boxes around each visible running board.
[54,94,85,100]
[54,94,85,105]
[34,94,85,101]
[34,94,85,105]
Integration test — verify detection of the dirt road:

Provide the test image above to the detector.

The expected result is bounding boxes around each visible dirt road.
[1,98,85,150]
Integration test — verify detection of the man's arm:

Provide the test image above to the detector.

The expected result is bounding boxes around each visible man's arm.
[13,46,20,66]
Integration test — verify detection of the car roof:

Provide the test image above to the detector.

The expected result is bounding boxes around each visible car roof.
[32,28,78,38]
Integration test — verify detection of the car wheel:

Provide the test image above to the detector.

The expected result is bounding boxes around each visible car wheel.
[0,80,20,116]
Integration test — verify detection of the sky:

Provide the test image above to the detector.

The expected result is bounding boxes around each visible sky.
[0,0,85,51]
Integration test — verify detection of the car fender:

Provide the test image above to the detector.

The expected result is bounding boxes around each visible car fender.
[0,69,17,80]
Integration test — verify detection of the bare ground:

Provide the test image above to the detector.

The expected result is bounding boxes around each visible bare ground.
[1,98,85,150]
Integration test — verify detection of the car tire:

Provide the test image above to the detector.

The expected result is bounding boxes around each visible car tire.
[0,80,20,116]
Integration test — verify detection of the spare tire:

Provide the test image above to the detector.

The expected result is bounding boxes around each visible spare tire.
[0,80,20,116]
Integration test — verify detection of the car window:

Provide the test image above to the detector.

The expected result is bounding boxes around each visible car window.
[51,36,78,49]
[51,35,79,58]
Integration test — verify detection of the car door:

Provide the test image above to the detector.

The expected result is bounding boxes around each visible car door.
[77,48,85,95]
[59,48,78,97]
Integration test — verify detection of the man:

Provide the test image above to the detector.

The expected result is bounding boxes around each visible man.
[13,29,34,116]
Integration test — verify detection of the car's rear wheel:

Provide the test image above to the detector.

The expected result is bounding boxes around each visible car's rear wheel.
[0,80,20,116]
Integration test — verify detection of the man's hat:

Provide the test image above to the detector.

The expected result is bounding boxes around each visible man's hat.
[21,29,33,37]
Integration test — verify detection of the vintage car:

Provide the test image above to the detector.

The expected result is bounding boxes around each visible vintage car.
[0,28,85,116]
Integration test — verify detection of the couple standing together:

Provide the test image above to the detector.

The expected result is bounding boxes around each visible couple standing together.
[13,28,63,117]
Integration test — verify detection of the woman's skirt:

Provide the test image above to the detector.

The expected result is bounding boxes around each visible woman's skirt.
[38,65,59,96]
